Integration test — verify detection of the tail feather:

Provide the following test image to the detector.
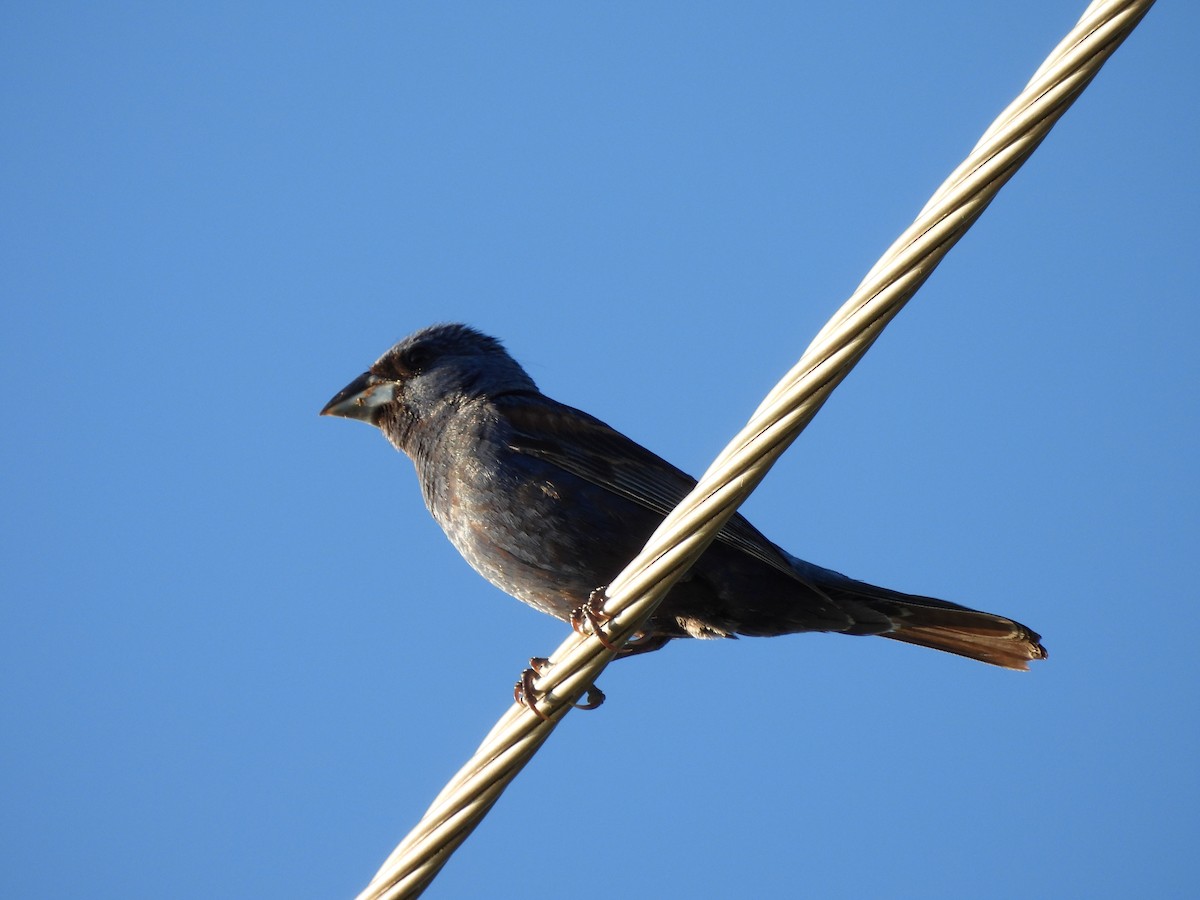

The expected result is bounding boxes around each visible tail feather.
[863,593,1047,670]
[804,569,1048,670]
[879,615,1047,670]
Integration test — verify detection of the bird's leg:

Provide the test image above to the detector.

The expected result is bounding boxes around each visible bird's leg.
[570,586,618,650]
[513,656,606,716]
[617,632,672,658]
[571,587,673,659]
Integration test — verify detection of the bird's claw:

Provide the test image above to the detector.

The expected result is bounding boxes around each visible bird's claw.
[575,685,606,709]
[616,631,672,658]
[513,656,606,717]
[514,657,553,719]
[570,586,618,650]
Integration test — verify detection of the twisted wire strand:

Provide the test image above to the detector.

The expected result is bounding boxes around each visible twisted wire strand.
[357,2,1155,896]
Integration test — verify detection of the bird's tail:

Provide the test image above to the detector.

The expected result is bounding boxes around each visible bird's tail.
[789,559,1047,670]
[869,594,1047,670]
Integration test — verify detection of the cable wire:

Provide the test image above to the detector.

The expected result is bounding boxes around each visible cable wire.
[356,2,1156,896]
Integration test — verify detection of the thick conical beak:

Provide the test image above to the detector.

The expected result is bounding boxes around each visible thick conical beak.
[319,372,397,424]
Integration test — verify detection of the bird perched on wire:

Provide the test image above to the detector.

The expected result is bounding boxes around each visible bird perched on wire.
[321,323,1046,673]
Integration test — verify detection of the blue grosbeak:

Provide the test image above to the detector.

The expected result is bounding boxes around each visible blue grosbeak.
[321,324,1045,670]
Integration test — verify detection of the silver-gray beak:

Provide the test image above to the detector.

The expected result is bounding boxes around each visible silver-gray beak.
[319,372,397,424]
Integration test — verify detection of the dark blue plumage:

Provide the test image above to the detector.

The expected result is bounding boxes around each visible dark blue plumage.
[321,324,1045,669]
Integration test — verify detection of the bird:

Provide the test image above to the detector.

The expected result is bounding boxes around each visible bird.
[321,323,1046,672]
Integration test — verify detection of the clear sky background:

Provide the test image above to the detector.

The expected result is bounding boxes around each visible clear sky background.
[3,3,1196,898]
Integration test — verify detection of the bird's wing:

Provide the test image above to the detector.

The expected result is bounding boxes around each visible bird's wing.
[498,395,802,581]
[497,396,1048,668]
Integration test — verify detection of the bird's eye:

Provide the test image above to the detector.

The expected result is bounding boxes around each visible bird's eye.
[399,345,434,375]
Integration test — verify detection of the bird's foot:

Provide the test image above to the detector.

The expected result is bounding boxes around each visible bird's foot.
[570,587,618,650]
[617,631,672,658]
[574,684,606,710]
[513,657,605,718]
[514,657,552,719]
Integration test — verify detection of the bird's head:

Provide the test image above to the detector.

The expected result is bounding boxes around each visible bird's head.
[320,323,537,450]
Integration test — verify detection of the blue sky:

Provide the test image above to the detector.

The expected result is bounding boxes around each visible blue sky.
[3,3,1196,898]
